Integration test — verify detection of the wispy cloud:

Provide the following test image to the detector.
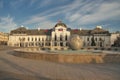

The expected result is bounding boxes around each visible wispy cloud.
[0,16,17,32]
[29,0,38,6]
[21,0,120,30]
[78,2,120,25]
[34,20,56,29]
[23,0,83,24]
[39,0,52,7]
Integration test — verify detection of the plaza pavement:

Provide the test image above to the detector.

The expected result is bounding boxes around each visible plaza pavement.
[0,46,120,80]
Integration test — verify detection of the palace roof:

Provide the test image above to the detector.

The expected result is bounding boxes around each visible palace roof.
[10,26,110,36]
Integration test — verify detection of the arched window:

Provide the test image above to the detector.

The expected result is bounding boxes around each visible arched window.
[65,35,67,41]
[32,38,33,41]
[60,35,62,41]
[55,34,57,41]
[42,38,44,41]
[39,38,40,41]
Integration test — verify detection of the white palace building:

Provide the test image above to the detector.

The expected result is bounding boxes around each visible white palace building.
[8,21,111,50]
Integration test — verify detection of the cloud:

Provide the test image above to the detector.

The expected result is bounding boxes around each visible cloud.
[34,20,56,29]
[23,0,83,24]
[39,0,52,7]
[79,2,120,24]
[65,1,120,26]
[0,16,17,32]
[22,0,120,30]
[29,0,38,6]
[23,15,56,29]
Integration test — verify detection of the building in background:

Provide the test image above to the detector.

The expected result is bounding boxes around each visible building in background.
[8,22,111,50]
[0,32,8,45]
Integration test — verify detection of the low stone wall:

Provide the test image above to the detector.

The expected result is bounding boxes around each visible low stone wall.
[13,51,120,63]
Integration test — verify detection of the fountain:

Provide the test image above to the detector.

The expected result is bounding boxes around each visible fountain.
[13,34,120,63]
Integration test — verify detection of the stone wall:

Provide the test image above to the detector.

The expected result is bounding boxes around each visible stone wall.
[13,51,120,63]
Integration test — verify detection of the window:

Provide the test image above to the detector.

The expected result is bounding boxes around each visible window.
[42,38,44,41]
[31,42,34,46]
[55,34,57,41]
[87,38,89,41]
[65,35,67,41]
[95,38,97,41]
[35,38,37,41]
[39,38,40,41]
[28,37,30,41]
[42,43,44,46]
[99,38,102,41]
[32,38,33,41]
[60,42,63,46]
[54,42,57,46]
[60,35,62,41]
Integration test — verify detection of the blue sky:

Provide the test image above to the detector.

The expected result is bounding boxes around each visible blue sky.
[0,0,120,32]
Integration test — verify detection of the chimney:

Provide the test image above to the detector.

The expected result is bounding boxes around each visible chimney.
[80,28,82,31]
[96,26,102,29]
[38,28,40,31]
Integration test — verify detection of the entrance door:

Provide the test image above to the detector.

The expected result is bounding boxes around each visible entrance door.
[60,42,63,46]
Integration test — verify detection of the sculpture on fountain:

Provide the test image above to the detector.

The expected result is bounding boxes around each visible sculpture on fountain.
[68,34,83,50]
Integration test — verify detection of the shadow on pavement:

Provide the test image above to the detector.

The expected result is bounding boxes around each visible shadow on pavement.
[0,70,52,80]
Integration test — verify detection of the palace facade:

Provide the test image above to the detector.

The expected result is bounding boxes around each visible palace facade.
[8,22,111,50]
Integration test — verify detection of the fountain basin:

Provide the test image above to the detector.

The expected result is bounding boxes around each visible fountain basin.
[13,48,120,63]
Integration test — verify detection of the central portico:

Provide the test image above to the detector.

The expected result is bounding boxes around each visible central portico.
[50,21,70,50]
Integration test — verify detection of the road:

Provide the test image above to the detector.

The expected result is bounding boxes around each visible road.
[0,47,120,80]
